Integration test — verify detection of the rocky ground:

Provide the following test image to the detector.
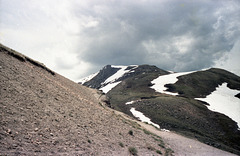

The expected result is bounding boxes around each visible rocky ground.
[0,45,166,155]
[113,110,237,156]
[0,44,237,155]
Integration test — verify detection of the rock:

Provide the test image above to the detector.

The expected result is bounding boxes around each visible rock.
[7,129,12,134]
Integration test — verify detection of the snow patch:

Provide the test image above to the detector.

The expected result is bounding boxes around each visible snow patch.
[99,65,138,93]
[78,72,99,84]
[100,81,121,94]
[151,71,196,95]
[161,129,170,132]
[104,65,138,84]
[196,83,240,128]
[125,100,141,105]
[126,101,136,105]
[130,107,160,129]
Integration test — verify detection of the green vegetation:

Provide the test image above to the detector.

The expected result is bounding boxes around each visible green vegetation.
[164,148,174,156]
[169,68,240,98]
[128,130,134,136]
[84,64,240,154]
[119,142,124,147]
[105,67,240,154]
[153,137,165,148]
[143,129,152,135]
[147,145,155,151]
[128,147,138,155]
[156,150,162,155]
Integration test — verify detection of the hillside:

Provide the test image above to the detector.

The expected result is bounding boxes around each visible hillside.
[81,65,240,155]
[0,44,170,155]
[164,68,240,98]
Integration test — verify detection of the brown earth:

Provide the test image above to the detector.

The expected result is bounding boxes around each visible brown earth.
[0,45,166,155]
[113,110,237,156]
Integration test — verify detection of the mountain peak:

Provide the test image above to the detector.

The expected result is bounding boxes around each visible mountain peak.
[80,64,169,93]
[81,63,240,154]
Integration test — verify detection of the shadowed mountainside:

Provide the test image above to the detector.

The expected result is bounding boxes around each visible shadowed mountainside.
[81,64,240,155]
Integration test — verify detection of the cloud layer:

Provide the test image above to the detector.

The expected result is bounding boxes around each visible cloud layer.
[1,0,240,80]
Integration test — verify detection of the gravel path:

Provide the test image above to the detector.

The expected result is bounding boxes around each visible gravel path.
[113,110,237,156]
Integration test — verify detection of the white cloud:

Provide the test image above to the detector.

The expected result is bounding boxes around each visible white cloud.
[0,0,91,81]
[214,40,240,76]
[1,0,240,81]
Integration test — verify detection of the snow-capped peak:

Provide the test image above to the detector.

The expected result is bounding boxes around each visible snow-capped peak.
[104,65,137,84]
[100,65,138,93]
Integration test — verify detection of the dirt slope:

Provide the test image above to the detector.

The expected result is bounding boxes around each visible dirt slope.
[0,44,166,155]
[0,44,237,156]
[113,110,237,156]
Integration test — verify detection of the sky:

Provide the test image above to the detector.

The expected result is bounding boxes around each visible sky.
[0,0,240,81]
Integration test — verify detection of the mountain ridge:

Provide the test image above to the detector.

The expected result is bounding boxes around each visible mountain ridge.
[81,64,240,154]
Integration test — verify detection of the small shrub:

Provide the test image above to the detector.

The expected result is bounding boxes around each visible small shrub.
[69,113,73,117]
[158,143,165,148]
[156,150,162,155]
[165,148,174,156]
[143,129,151,135]
[153,137,165,148]
[119,142,124,147]
[147,145,155,151]
[128,147,138,155]
[128,130,133,136]
[88,139,91,143]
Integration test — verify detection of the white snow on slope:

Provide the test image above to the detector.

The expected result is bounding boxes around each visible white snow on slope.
[126,101,136,105]
[196,83,240,128]
[151,71,195,95]
[100,65,138,93]
[130,108,160,129]
[104,65,137,84]
[78,72,99,84]
[100,81,121,94]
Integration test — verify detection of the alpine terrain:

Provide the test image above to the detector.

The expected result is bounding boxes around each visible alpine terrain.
[80,64,240,155]
[0,44,173,155]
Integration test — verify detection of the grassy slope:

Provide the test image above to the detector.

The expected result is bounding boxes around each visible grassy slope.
[166,68,240,98]
[107,68,240,155]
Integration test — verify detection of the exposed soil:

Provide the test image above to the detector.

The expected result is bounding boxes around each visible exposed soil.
[0,46,166,155]
[113,110,237,156]
[0,44,237,156]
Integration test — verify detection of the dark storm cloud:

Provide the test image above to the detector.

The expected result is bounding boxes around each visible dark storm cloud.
[75,0,240,73]
[2,0,238,80]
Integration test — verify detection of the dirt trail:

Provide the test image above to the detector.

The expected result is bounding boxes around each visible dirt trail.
[109,106,236,156]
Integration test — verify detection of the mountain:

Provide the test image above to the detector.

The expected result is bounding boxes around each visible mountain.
[0,44,171,155]
[80,64,240,154]
[79,65,169,93]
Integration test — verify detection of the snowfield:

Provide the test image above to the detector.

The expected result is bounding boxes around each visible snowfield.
[196,83,240,128]
[130,108,160,129]
[100,65,138,93]
[99,81,121,93]
[104,65,138,84]
[151,71,195,95]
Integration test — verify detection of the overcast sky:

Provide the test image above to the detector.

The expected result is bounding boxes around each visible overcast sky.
[1,0,240,81]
